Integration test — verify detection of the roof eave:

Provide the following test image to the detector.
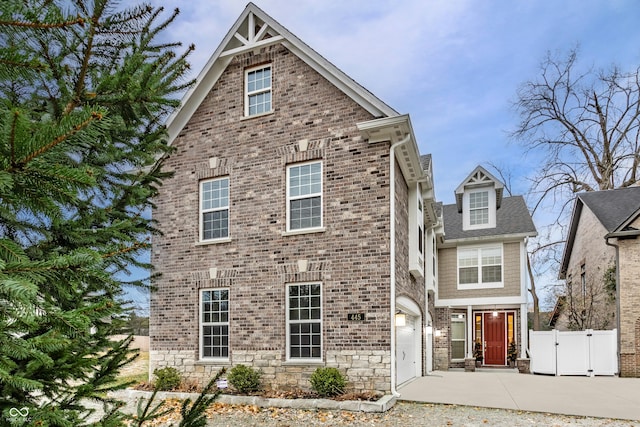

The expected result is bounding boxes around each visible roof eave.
[439,231,537,248]
[357,115,426,185]
[558,197,583,279]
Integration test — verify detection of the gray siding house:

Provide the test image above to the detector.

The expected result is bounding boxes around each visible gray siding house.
[434,166,537,369]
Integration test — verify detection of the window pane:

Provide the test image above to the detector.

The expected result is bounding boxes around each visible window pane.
[459,267,478,284]
[289,196,321,230]
[482,265,502,282]
[469,191,488,209]
[451,320,466,340]
[451,341,466,359]
[470,208,489,225]
[202,210,229,240]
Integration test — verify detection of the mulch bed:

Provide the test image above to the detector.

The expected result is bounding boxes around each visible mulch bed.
[132,381,382,402]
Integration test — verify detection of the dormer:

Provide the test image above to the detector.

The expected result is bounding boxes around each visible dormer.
[455,166,503,231]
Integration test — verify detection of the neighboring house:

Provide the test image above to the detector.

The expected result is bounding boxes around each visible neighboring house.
[559,187,640,377]
[149,3,438,394]
[434,166,537,369]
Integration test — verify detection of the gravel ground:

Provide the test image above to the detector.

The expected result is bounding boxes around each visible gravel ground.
[198,401,638,427]
[121,399,637,427]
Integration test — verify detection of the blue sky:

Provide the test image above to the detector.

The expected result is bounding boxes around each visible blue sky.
[149,0,640,205]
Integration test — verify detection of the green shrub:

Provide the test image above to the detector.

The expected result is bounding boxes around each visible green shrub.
[153,367,181,391]
[227,364,262,393]
[310,367,346,397]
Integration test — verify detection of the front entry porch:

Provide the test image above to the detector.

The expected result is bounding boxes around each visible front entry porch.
[473,310,518,367]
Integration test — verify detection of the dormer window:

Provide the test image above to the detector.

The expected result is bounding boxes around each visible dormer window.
[462,187,496,230]
[455,166,503,231]
[469,190,489,226]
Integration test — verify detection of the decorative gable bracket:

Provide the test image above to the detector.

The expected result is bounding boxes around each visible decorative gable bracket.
[221,11,284,57]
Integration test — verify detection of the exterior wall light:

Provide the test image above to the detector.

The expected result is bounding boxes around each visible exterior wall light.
[395,311,406,327]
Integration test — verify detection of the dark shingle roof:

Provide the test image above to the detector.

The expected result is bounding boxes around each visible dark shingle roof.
[578,187,640,232]
[442,195,537,241]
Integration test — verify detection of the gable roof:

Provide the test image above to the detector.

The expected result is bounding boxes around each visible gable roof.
[164,2,398,145]
[454,165,504,212]
[440,195,537,243]
[578,187,640,232]
[559,186,640,278]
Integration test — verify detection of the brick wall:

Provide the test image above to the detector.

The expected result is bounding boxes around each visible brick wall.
[617,224,640,377]
[562,205,616,330]
[150,44,415,392]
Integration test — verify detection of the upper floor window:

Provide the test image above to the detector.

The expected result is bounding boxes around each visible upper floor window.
[287,161,322,231]
[462,187,496,230]
[245,65,272,116]
[469,191,489,225]
[200,177,229,241]
[458,245,503,289]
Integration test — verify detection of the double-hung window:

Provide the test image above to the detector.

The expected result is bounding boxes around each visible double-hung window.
[200,289,229,359]
[245,65,272,116]
[287,162,322,231]
[200,177,229,241]
[287,283,322,360]
[469,190,489,225]
[458,245,503,289]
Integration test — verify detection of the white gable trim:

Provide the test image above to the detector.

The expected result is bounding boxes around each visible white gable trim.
[165,2,398,145]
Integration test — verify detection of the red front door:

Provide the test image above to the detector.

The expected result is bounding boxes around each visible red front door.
[484,313,505,365]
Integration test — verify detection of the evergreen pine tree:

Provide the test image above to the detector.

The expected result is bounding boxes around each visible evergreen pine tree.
[0,1,193,424]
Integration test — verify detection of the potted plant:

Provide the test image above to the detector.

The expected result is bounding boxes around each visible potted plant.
[507,341,518,367]
[473,339,483,367]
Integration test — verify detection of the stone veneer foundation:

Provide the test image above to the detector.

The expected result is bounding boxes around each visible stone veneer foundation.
[149,349,391,393]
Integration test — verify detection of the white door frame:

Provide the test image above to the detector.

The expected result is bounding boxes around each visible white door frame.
[396,296,422,383]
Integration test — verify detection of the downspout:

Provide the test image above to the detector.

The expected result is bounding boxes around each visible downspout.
[389,134,410,397]
[605,234,622,376]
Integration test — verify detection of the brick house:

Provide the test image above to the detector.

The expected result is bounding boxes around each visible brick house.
[433,166,537,370]
[149,3,438,394]
[559,187,640,376]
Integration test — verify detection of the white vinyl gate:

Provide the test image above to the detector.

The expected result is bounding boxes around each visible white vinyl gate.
[529,329,617,376]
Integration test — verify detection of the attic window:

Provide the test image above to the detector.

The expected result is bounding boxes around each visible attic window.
[462,187,496,230]
[245,65,272,116]
[469,191,489,225]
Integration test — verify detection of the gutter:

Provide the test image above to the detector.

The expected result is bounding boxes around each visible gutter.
[389,134,410,398]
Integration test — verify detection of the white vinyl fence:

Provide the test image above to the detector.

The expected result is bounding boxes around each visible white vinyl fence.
[529,329,617,376]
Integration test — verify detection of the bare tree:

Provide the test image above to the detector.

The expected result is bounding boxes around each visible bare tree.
[513,49,640,208]
[563,263,616,330]
[512,48,640,330]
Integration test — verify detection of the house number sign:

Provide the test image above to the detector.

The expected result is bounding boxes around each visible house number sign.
[347,313,366,321]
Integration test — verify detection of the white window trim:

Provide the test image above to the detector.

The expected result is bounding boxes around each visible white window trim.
[451,313,466,361]
[462,188,496,230]
[199,177,230,243]
[199,288,230,362]
[244,64,273,117]
[286,161,323,233]
[457,244,504,290]
[286,282,323,361]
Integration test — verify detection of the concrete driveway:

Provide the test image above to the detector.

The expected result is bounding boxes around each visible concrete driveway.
[398,370,640,421]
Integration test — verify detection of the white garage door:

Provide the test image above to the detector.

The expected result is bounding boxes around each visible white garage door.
[396,316,417,385]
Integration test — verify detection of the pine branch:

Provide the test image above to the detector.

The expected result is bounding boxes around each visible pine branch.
[0,16,85,29]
